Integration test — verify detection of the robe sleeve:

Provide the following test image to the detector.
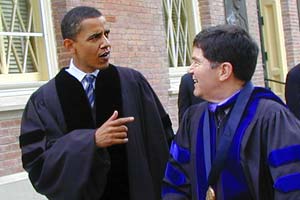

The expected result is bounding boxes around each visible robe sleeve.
[134,73,175,199]
[138,74,174,146]
[19,92,110,200]
[162,109,193,200]
[262,101,300,199]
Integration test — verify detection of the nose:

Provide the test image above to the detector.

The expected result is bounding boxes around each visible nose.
[189,63,195,74]
[100,35,111,49]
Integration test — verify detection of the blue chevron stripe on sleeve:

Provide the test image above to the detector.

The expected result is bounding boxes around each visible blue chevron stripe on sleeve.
[274,173,300,193]
[165,162,187,186]
[268,145,300,167]
[170,141,190,164]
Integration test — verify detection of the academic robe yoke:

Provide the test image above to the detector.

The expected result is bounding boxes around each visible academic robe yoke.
[162,87,300,200]
[19,64,173,200]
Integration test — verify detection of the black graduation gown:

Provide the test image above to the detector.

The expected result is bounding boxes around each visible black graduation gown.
[162,87,300,200]
[285,64,300,119]
[19,64,174,200]
[178,73,204,124]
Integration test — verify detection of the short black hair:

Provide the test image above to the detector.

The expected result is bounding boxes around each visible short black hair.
[193,24,259,81]
[61,6,102,40]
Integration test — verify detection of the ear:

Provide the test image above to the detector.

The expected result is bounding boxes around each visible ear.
[63,38,76,54]
[218,62,233,81]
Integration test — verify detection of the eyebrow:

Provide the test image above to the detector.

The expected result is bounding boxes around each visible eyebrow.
[87,29,110,41]
[191,56,202,63]
[87,32,101,40]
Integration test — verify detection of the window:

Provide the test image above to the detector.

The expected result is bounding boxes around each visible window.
[162,0,200,92]
[0,0,57,111]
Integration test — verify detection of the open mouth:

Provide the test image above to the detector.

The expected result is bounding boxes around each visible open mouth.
[99,51,110,58]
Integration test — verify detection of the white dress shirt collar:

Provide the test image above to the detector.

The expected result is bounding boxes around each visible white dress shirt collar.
[66,59,99,82]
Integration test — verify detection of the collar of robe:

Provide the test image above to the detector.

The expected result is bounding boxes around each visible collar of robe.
[55,64,123,132]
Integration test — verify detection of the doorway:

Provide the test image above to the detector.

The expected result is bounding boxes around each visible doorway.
[258,0,287,99]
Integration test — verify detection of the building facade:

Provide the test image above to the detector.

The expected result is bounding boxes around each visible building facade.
[0,0,299,198]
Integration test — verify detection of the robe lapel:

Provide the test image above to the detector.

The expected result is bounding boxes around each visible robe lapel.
[95,64,123,126]
[95,65,129,199]
[55,65,123,133]
[55,69,94,132]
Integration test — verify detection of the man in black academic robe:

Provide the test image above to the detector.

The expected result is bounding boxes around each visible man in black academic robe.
[285,63,300,119]
[178,73,204,124]
[19,6,173,200]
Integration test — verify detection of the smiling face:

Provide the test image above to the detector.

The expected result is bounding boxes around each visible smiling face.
[64,16,111,73]
[189,47,221,101]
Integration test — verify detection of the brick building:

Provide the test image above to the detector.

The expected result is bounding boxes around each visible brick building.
[0,0,299,198]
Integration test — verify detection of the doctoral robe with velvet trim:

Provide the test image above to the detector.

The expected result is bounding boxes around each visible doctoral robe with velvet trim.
[162,87,300,200]
[19,64,174,200]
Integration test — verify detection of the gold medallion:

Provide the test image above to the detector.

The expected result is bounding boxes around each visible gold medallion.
[206,186,216,200]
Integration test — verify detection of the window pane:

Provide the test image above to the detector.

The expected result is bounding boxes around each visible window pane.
[0,0,40,76]
[163,0,193,68]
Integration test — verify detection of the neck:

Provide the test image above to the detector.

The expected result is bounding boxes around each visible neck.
[72,58,97,73]
[210,80,246,103]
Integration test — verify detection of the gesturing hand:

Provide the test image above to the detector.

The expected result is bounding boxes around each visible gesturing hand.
[94,110,134,148]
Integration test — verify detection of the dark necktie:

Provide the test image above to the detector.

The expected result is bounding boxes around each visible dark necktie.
[83,74,96,107]
[216,108,226,125]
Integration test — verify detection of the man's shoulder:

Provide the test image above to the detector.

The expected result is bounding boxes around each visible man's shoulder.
[112,64,140,75]
[182,72,191,78]
[287,64,300,77]
[256,97,289,118]
[30,77,56,101]
[112,64,145,83]
[181,73,192,81]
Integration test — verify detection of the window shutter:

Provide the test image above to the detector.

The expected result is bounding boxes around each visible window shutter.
[0,0,39,75]
[163,0,192,68]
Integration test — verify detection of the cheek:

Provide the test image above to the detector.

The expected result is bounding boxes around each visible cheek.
[79,44,98,53]
[194,68,205,79]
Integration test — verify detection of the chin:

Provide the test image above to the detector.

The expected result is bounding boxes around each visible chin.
[193,90,200,98]
[97,62,110,69]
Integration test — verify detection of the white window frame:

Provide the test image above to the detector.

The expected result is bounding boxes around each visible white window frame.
[0,0,57,112]
[163,0,201,93]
